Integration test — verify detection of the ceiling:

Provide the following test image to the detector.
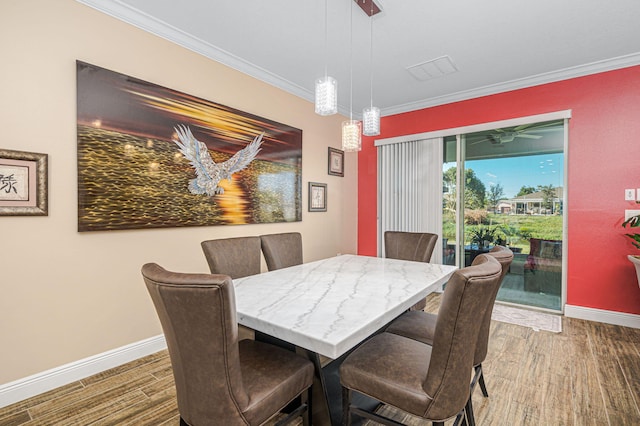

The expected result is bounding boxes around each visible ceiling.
[78,0,640,118]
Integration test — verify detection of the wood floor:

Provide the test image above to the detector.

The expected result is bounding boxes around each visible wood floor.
[1,293,639,425]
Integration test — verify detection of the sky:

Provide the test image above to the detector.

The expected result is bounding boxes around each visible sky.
[447,153,564,199]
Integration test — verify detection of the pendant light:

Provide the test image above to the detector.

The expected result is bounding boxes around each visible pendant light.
[315,0,338,116]
[362,4,380,137]
[342,1,362,152]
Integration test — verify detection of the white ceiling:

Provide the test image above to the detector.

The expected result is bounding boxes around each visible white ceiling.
[78,0,640,118]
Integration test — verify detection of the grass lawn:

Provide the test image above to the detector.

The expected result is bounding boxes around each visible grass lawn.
[444,213,563,254]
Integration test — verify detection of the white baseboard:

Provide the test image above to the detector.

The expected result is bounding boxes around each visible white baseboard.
[0,335,166,409]
[565,304,640,329]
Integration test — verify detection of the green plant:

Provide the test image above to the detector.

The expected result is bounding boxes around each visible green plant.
[622,214,640,250]
[467,226,497,248]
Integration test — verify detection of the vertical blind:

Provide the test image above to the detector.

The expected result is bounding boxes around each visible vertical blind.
[377,138,444,260]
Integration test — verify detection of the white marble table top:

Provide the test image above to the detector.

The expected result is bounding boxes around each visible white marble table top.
[234,254,457,359]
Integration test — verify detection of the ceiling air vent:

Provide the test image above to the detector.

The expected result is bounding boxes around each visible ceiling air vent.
[406,55,458,81]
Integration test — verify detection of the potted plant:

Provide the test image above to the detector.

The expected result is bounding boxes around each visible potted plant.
[622,213,640,286]
[468,226,497,249]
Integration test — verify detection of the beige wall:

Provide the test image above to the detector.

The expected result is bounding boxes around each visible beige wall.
[0,0,357,385]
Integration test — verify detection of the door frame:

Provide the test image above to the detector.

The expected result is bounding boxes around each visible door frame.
[375,110,571,312]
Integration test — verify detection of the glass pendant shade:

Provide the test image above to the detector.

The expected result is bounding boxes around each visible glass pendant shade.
[342,120,362,152]
[315,76,338,116]
[362,106,380,136]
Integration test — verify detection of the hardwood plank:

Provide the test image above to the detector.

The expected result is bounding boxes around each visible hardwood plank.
[512,350,549,407]
[139,375,175,399]
[28,375,156,420]
[507,400,541,426]
[617,349,640,415]
[472,375,514,425]
[81,350,167,387]
[0,409,31,426]
[541,373,574,425]
[89,388,177,426]
[23,390,147,425]
[586,324,640,422]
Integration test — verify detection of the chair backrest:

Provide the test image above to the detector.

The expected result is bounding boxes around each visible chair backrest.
[201,236,261,279]
[260,232,303,271]
[474,245,514,365]
[422,254,502,420]
[141,263,249,424]
[384,231,438,263]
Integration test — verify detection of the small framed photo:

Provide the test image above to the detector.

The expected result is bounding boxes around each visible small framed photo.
[308,182,327,212]
[328,147,344,177]
[0,148,48,216]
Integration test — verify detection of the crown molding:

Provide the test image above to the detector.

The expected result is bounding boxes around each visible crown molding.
[77,1,640,119]
[75,0,316,104]
[383,52,640,116]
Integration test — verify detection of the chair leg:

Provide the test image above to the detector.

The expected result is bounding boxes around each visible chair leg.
[465,394,476,426]
[475,364,489,397]
[453,398,474,426]
[275,388,312,426]
[342,387,351,426]
[302,386,311,426]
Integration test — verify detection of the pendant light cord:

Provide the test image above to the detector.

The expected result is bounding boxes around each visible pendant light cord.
[349,1,353,121]
[369,4,374,109]
[324,0,328,79]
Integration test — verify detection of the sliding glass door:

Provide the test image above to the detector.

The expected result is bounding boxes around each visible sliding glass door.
[442,119,566,311]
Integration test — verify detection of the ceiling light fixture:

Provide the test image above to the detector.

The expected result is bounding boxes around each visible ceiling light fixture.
[315,0,337,116]
[342,1,361,152]
[362,2,380,137]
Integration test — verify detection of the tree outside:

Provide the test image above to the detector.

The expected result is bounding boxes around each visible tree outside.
[486,183,505,213]
[538,184,556,214]
[443,167,486,210]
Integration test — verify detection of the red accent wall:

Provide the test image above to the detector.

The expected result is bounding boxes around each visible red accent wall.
[358,65,640,315]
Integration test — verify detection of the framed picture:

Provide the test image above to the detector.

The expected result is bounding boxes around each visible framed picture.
[328,147,344,177]
[0,148,48,216]
[308,182,327,212]
[76,61,302,231]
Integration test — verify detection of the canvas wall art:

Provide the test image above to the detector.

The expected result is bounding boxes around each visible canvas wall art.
[76,61,302,231]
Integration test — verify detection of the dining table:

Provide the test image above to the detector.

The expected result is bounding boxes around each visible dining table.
[234,254,457,425]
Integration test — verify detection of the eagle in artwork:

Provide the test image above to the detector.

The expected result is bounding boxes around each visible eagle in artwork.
[173,125,264,196]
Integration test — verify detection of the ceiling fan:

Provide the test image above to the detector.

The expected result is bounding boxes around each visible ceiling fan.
[470,121,562,146]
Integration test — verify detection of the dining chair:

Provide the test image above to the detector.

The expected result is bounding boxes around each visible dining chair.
[385,245,514,425]
[201,236,261,278]
[384,231,439,310]
[340,254,503,426]
[141,263,313,426]
[260,232,303,271]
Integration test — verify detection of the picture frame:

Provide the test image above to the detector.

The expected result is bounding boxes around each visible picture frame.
[308,182,327,212]
[76,61,302,231]
[0,148,48,216]
[328,147,344,177]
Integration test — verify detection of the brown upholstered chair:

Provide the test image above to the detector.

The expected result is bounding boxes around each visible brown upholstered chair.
[141,263,313,426]
[385,245,514,424]
[201,236,261,279]
[260,232,303,271]
[340,254,503,425]
[384,231,439,310]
